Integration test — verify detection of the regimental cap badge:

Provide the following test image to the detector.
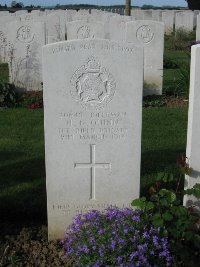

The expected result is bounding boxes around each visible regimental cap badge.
[70,55,116,109]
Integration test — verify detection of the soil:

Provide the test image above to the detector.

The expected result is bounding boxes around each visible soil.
[165,96,189,108]
[0,224,73,267]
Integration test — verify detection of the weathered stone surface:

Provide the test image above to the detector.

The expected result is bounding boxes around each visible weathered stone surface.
[66,20,105,40]
[184,44,200,209]
[43,39,143,239]
[6,20,45,91]
[126,20,164,95]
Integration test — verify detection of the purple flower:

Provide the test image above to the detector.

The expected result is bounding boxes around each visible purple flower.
[62,208,173,266]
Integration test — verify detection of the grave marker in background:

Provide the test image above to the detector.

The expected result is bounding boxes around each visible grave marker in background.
[184,44,200,209]
[6,20,45,91]
[66,20,105,40]
[126,20,164,95]
[43,39,143,239]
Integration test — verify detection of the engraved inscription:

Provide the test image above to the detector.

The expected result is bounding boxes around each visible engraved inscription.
[77,25,94,39]
[16,25,35,43]
[74,144,111,200]
[136,25,154,44]
[52,203,131,215]
[58,111,128,141]
[70,56,116,109]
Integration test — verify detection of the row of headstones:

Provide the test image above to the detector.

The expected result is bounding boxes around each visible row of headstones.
[1,8,199,35]
[42,37,200,240]
[0,9,164,95]
[132,9,198,34]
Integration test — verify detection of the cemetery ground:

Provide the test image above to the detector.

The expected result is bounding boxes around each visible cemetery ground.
[0,32,198,266]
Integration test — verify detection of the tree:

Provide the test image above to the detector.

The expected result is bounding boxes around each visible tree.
[125,0,131,16]
[11,1,24,8]
[186,0,200,10]
[11,1,16,7]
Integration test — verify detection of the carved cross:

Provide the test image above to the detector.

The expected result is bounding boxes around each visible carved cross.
[74,144,111,200]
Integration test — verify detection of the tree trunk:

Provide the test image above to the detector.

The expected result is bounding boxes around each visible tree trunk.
[125,0,131,16]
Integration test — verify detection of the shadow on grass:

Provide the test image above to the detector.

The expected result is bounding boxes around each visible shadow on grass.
[140,148,185,196]
[0,157,47,225]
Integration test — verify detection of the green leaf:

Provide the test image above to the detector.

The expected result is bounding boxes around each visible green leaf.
[131,198,146,209]
[162,212,173,222]
[152,213,164,227]
[156,172,165,181]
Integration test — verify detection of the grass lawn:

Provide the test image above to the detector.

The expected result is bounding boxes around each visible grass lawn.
[0,107,188,223]
[0,31,192,224]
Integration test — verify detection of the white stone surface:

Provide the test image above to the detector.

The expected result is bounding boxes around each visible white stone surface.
[196,15,200,40]
[131,9,144,20]
[6,20,45,91]
[152,10,162,21]
[143,10,153,20]
[66,20,105,40]
[184,44,200,209]
[193,10,199,27]
[46,12,66,43]
[109,15,132,41]
[126,20,164,95]
[175,11,194,32]
[162,11,174,35]
[43,39,143,240]
[0,15,16,62]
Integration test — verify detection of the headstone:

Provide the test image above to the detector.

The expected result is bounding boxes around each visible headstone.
[43,39,143,239]
[193,10,199,27]
[66,20,105,40]
[131,9,144,20]
[126,20,164,95]
[14,10,28,16]
[108,15,132,41]
[0,15,16,63]
[143,10,153,20]
[46,12,65,43]
[162,11,174,35]
[6,20,45,91]
[0,11,10,15]
[65,9,77,22]
[152,10,162,21]
[196,15,200,40]
[184,44,200,209]
[175,11,194,32]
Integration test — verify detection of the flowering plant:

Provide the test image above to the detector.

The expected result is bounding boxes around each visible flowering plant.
[19,91,43,109]
[62,208,173,267]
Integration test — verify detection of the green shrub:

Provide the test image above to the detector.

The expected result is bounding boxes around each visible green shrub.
[18,91,43,109]
[0,80,17,108]
[132,156,200,267]
[143,95,167,108]
[165,30,195,51]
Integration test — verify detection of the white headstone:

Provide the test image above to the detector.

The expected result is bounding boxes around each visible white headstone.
[43,39,143,239]
[143,10,153,20]
[196,15,200,40]
[6,20,45,91]
[126,20,164,95]
[184,44,200,209]
[175,11,194,32]
[66,20,105,40]
[108,15,132,41]
[131,9,144,20]
[152,10,162,21]
[162,11,174,35]
[46,12,66,43]
[193,10,199,27]
[0,15,16,63]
